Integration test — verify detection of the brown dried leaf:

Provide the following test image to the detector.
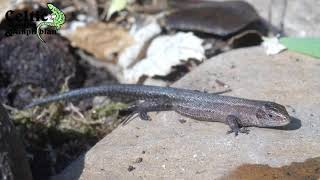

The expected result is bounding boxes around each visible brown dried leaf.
[69,22,133,61]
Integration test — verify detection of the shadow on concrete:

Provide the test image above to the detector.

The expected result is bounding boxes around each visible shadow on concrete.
[273,116,302,131]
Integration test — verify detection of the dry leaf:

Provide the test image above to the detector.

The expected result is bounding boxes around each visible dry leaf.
[68,22,133,61]
[118,20,161,68]
[123,32,205,83]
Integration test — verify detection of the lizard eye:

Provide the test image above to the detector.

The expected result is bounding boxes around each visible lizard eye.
[268,114,273,118]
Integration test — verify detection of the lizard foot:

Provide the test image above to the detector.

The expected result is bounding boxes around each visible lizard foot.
[139,111,151,121]
[120,111,151,125]
[226,127,250,136]
[120,113,138,125]
[239,127,250,134]
[226,115,250,136]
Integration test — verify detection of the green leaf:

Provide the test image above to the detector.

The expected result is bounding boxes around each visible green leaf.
[279,37,320,59]
[107,0,127,20]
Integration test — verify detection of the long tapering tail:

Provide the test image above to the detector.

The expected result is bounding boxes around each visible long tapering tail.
[25,86,113,109]
[24,84,178,109]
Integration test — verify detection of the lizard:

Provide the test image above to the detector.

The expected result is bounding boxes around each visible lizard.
[24,84,291,136]
[37,3,65,43]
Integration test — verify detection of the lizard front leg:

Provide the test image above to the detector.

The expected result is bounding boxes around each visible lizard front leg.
[226,115,250,136]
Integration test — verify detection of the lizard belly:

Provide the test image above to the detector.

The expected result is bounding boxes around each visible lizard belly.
[173,102,227,123]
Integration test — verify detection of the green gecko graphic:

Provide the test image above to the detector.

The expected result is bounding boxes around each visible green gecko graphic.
[37,3,65,42]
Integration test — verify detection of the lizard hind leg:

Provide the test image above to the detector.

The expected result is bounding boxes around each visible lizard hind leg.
[120,111,151,125]
[120,113,139,126]
[119,102,152,126]
[120,100,173,125]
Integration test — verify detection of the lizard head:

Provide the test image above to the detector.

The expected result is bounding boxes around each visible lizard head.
[255,102,291,127]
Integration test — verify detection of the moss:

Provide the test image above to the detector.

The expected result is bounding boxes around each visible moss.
[7,100,129,179]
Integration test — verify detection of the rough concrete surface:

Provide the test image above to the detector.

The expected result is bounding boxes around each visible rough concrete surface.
[54,46,320,179]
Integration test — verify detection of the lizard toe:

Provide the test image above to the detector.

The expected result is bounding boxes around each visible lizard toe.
[239,127,250,134]
[139,112,151,121]
[226,129,239,136]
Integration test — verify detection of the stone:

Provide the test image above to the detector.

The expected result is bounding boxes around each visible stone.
[0,35,78,107]
[167,0,320,37]
[165,1,262,36]
[54,47,320,179]
[234,0,320,36]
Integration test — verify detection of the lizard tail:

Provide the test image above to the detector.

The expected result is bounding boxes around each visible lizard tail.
[24,86,115,109]
[37,22,46,43]
[24,84,170,109]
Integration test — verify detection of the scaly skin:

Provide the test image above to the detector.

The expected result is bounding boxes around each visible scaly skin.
[37,3,65,42]
[25,84,291,136]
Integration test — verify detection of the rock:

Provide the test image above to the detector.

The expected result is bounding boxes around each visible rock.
[0,35,80,107]
[165,1,263,36]
[234,0,320,36]
[167,0,320,37]
[54,47,320,179]
[0,103,32,180]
